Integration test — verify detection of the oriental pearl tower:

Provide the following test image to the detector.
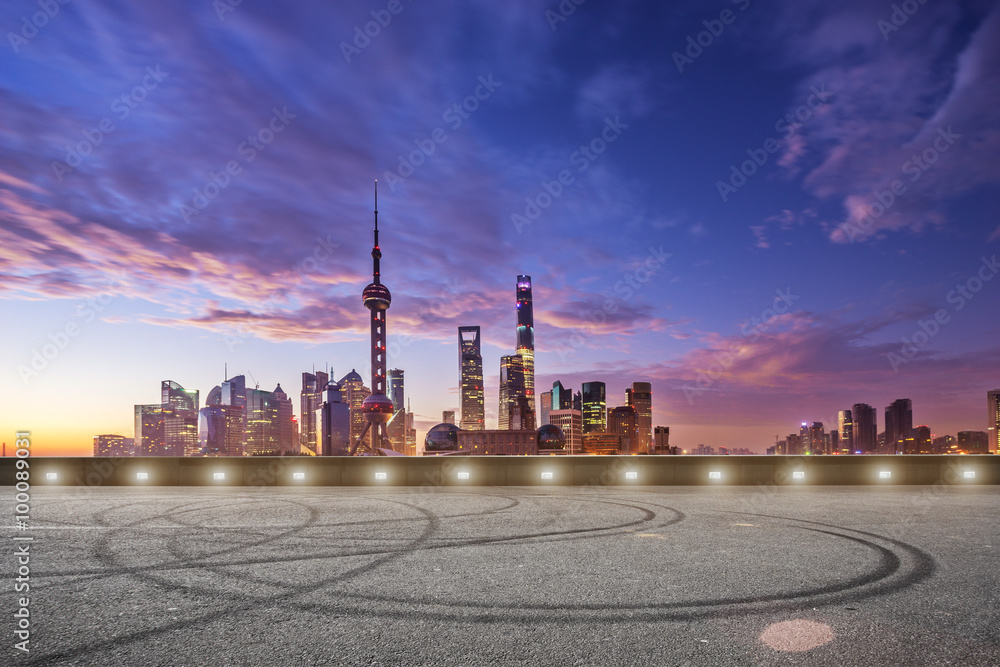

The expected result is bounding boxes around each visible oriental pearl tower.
[349,182,395,456]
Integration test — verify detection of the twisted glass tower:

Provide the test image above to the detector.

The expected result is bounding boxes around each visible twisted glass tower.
[515,275,535,416]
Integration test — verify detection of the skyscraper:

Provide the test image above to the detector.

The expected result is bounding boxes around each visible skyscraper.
[515,275,535,415]
[852,403,877,453]
[498,354,525,430]
[387,368,406,452]
[353,182,397,455]
[581,382,607,434]
[552,380,572,411]
[988,389,1000,454]
[609,405,638,454]
[884,398,913,454]
[838,409,854,454]
[300,370,328,454]
[245,384,294,455]
[539,390,553,427]
[161,380,199,456]
[94,434,133,457]
[134,404,168,456]
[199,404,244,456]
[442,410,455,425]
[627,382,652,453]
[339,369,370,451]
[320,380,351,456]
[459,326,485,430]
[549,409,582,454]
[807,422,825,455]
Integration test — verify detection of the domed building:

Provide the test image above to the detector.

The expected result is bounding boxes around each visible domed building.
[423,423,461,454]
[537,424,566,453]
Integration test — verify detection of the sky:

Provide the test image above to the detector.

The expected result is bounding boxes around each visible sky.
[1,0,999,456]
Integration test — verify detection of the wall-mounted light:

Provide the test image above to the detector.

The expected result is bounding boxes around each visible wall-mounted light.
[878,471,891,479]
[213,472,225,481]
[625,471,638,480]
[963,470,975,479]
[293,472,305,481]
[46,472,57,481]
[136,472,148,481]
[792,471,805,481]
[457,472,470,480]
[541,471,554,480]
[374,472,387,481]
[708,471,721,480]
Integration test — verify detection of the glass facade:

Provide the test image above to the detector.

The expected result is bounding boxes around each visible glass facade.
[498,355,525,430]
[581,382,607,434]
[515,275,535,415]
[459,326,485,430]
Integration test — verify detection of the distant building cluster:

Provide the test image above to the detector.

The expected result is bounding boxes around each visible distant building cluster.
[767,392,1000,455]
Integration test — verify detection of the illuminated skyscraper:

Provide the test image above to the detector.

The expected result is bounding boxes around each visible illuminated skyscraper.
[245,384,294,455]
[498,354,525,430]
[199,404,244,456]
[807,422,825,455]
[459,326,485,430]
[884,398,913,454]
[162,380,199,456]
[581,382,607,434]
[988,390,1000,454]
[552,381,572,411]
[838,409,854,454]
[134,404,168,456]
[300,370,328,454]
[339,369,370,451]
[609,405,638,454]
[627,382,652,453]
[320,380,351,456]
[549,409,582,454]
[94,434,132,457]
[387,368,405,453]
[852,403,877,453]
[539,390,552,426]
[515,275,535,415]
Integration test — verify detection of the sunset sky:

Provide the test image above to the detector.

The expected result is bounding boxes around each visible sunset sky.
[2,0,999,456]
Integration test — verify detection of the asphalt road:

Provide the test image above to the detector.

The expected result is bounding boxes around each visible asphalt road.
[3,486,999,666]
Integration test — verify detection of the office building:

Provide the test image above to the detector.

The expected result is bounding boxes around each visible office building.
[807,422,825,455]
[442,410,455,425]
[652,426,672,454]
[162,380,200,457]
[549,409,583,454]
[300,370,329,454]
[608,405,638,454]
[627,382,653,453]
[456,429,538,455]
[515,275,535,415]
[552,381,573,411]
[387,368,406,452]
[958,431,989,454]
[539,390,553,426]
[245,384,294,455]
[582,432,622,455]
[458,326,485,430]
[852,403,877,453]
[837,410,853,453]
[339,369,370,451]
[885,398,913,454]
[989,390,1000,454]
[581,382,607,434]
[910,425,932,454]
[498,355,526,431]
[320,380,351,456]
[199,404,244,456]
[134,404,169,456]
[93,434,133,457]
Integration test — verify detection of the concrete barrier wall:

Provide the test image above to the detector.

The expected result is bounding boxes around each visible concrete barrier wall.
[1,455,997,487]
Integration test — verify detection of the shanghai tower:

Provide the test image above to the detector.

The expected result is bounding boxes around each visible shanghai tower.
[515,275,535,415]
[350,182,395,455]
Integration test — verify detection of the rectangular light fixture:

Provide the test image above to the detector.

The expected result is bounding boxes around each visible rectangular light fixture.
[213,472,225,480]
[457,472,470,480]
[963,470,975,479]
[374,472,387,480]
[540,471,554,480]
[878,471,891,479]
[46,472,57,480]
[625,471,638,480]
[293,472,305,480]
[136,472,148,481]
[792,471,805,480]
[708,471,721,480]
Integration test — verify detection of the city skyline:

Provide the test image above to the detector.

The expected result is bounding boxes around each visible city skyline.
[2,1,1000,455]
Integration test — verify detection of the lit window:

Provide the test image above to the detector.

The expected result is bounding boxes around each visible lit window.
[708,471,721,480]
[213,472,225,480]
[136,472,149,481]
